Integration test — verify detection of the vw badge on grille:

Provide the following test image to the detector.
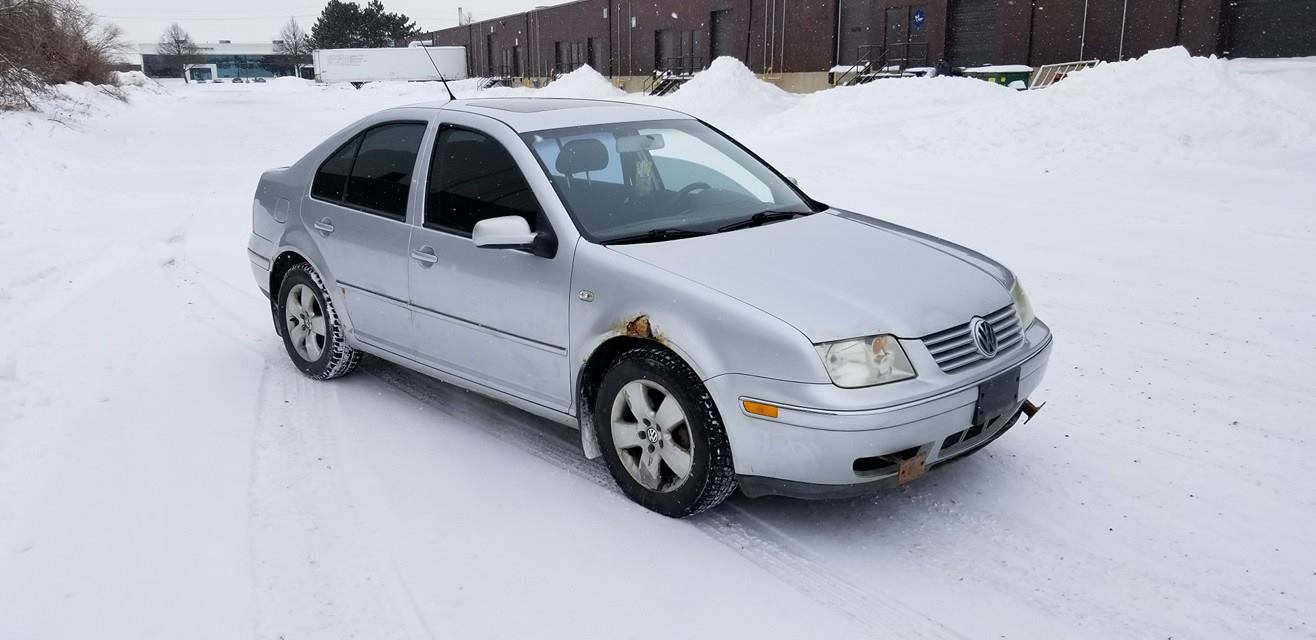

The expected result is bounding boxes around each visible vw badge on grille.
[969,316,998,358]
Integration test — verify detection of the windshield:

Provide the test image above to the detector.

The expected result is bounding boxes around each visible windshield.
[521,119,818,244]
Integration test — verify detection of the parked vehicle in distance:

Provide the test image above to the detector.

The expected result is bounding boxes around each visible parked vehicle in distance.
[254,77,267,83]
[247,98,1053,517]
[311,45,467,84]
[231,77,244,83]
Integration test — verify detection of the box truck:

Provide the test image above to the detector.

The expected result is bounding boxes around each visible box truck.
[312,46,467,84]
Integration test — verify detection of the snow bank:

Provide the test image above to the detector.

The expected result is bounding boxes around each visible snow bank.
[661,56,795,119]
[537,65,625,98]
[906,47,1316,163]
[110,71,164,92]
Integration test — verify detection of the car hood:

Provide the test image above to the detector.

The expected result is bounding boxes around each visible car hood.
[608,211,1013,342]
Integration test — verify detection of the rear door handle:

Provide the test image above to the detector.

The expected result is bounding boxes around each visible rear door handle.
[411,246,439,266]
[313,218,335,235]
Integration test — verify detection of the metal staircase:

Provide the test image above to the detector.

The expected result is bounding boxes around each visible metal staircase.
[644,56,704,96]
[833,43,928,86]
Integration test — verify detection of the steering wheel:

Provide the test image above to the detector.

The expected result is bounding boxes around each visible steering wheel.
[679,182,712,197]
[673,182,712,213]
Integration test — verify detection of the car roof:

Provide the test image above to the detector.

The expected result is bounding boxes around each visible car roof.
[397,97,695,133]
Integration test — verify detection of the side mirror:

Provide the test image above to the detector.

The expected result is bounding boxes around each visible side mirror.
[472,215,556,258]
[788,177,799,186]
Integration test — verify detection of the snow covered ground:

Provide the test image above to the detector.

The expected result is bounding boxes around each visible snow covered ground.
[1,48,1314,639]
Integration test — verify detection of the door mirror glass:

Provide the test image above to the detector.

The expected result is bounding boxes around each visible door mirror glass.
[472,215,537,249]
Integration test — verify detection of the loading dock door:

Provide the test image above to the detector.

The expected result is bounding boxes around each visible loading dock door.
[711,9,736,60]
[838,0,874,66]
[946,0,999,67]
[1221,0,1316,58]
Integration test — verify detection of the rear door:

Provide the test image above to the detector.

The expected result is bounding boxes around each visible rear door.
[407,112,573,410]
[301,117,430,353]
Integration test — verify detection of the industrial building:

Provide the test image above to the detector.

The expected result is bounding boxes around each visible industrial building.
[425,0,1316,92]
[133,42,312,82]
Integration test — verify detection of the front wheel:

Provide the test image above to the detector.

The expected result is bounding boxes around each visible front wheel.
[595,346,737,517]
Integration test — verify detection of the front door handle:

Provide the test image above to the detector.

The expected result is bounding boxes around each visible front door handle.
[411,246,439,266]
[313,218,335,235]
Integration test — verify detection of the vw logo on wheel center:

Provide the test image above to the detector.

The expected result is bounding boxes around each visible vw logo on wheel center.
[969,316,999,358]
[646,426,661,443]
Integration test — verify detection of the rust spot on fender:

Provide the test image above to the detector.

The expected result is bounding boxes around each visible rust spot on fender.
[613,315,667,344]
[625,315,652,338]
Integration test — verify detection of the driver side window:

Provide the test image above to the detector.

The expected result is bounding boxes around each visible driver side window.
[425,125,541,235]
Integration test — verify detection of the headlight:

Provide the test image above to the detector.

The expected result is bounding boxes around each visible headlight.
[1011,278,1036,328]
[814,335,916,388]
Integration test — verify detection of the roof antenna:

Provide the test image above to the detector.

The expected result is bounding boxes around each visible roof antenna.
[420,44,457,101]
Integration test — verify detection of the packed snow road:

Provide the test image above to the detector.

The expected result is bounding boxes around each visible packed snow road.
[2,50,1313,639]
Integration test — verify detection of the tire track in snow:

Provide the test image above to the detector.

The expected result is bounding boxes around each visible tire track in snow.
[248,362,436,640]
[366,359,961,639]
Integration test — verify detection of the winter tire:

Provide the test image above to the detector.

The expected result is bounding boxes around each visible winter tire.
[595,345,737,517]
[275,262,361,380]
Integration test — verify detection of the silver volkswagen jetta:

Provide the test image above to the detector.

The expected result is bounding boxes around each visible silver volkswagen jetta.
[247,97,1053,517]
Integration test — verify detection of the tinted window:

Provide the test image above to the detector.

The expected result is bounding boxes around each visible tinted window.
[426,126,540,234]
[311,134,361,201]
[342,122,426,219]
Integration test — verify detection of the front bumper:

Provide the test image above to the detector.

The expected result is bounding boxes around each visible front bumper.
[706,321,1052,498]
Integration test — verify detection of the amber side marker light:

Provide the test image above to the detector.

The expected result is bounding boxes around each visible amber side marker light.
[742,400,779,419]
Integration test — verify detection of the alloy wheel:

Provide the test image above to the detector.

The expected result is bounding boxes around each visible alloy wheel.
[610,379,694,492]
[284,283,326,361]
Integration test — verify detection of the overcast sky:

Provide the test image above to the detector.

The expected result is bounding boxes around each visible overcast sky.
[84,0,546,43]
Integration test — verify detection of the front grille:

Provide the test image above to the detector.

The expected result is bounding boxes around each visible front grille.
[921,304,1023,373]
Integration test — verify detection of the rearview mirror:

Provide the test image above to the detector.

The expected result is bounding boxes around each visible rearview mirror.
[472,215,541,251]
[616,133,665,153]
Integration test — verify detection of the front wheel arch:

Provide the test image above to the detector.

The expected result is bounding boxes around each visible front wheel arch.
[577,336,707,460]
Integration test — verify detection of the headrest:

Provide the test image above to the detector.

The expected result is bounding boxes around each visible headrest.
[555,138,609,175]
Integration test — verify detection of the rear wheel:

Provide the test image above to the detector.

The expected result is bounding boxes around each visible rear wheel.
[275,262,361,380]
[595,346,736,517]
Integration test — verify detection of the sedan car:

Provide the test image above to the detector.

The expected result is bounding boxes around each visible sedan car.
[247,97,1053,517]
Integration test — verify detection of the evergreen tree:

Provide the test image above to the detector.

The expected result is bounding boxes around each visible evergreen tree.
[310,0,418,49]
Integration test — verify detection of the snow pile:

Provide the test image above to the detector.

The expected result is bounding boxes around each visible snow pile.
[536,65,625,98]
[111,70,162,92]
[905,47,1316,163]
[662,56,795,119]
[3,51,1316,640]
[765,74,1014,139]
[263,76,318,90]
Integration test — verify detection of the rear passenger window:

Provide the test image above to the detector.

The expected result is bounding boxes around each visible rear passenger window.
[343,122,427,219]
[311,135,360,201]
[310,121,427,219]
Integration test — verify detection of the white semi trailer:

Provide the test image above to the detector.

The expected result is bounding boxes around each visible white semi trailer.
[311,46,467,84]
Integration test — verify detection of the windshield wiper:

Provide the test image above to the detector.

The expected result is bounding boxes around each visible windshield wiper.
[716,210,812,233]
[602,228,711,245]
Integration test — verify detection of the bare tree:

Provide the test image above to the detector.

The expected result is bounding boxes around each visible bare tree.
[1,0,126,109]
[157,23,201,83]
[273,17,312,77]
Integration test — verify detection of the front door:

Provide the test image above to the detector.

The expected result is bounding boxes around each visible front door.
[407,116,573,410]
[302,119,428,353]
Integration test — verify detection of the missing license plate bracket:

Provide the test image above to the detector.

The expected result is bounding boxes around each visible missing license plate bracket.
[886,452,926,485]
